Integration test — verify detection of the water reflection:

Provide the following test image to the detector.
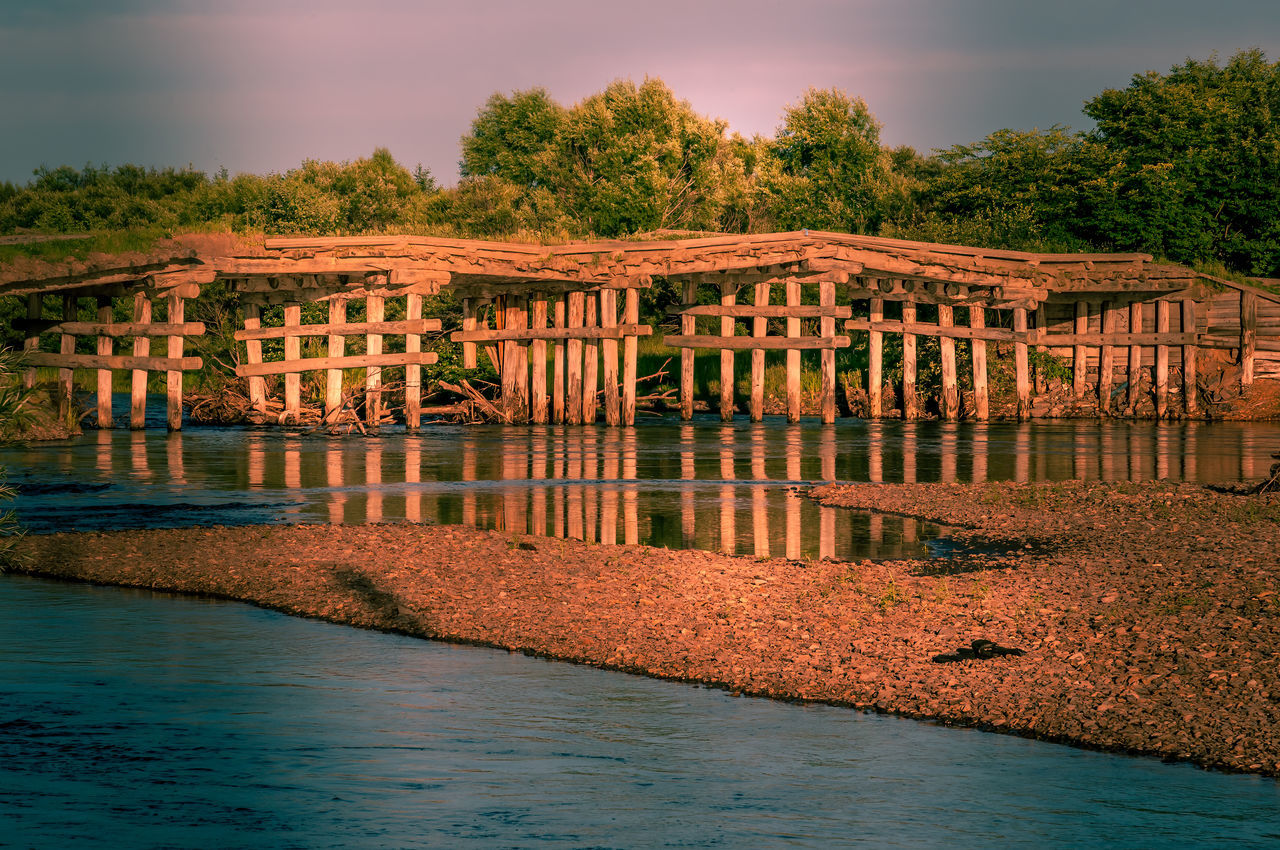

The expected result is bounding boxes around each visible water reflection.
[5,417,1279,562]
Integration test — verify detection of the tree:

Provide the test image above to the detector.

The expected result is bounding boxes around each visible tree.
[460,88,565,189]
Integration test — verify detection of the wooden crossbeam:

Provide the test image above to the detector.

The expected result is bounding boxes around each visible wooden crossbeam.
[669,304,853,318]
[451,324,652,343]
[662,335,852,350]
[15,320,206,337]
[236,319,441,341]
[25,352,203,371]
[236,351,439,378]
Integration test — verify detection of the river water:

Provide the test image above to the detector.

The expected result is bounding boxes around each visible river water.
[3,412,1280,846]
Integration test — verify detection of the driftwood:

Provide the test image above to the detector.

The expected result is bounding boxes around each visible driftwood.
[1250,452,1280,494]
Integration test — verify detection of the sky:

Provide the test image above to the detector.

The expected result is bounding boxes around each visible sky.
[2,0,1278,187]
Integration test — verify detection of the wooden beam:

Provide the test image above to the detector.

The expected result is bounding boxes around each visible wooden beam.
[283,302,302,424]
[326,297,347,420]
[662,335,852,350]
[969,305,988,420]
[405,293,423,430]
[1013,306,1030,420]
[600,290,619,426]
[1098,301,1117,414]
[902,298,918,420]
[235,318,439,340]
[750,281,769,422]
[20,320,206,337]
[868,296,883,418]
[671,304,853,318]
[58,295,75,423]
[843,319,1022,342]
[95,297,114,428]
[26,352,204,372]
[1073,301,1088,398]
[1182,299,1198,416]
[531,294,550,424]
[130,293,151,429]
[22,294,41,390]
[461,297,478,369]
[237,351,439,377]
[786,279,801,422]
[366,294,385,427]
[938,302,958,421]
[1241,291,1257,389]
[582,294,599,423]
[622,288,639,426]
[720,280,735,422]
[166,293,185,431]
[552,296,566,424]
[680,280,696,421]
[566,291,584,425]
[1155,299,1170,418]
[819,279,836,423]
[515,296,530,419]
[1128,300,1143,412]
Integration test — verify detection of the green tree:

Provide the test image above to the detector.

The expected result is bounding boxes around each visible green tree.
[460,88,565,189]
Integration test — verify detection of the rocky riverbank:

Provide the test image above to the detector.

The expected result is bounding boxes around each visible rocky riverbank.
[13,478,1280,776]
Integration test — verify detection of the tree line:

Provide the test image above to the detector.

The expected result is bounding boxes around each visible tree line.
[2,49,1278,277]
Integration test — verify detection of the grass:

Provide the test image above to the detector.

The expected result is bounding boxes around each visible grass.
[0,226,185,265]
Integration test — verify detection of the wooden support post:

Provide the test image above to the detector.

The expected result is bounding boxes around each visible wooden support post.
[1182,300,1198,415]
[567,291,584,425]
[366,294,385,427]
[283,301,301,423]
[461,297,478,369]
[95,297,114,428]
[750,281,769,422]
[1155,300,1170,418]
[553,296,566,424]
[1099,301,1117,414]
[1032,308,1047,395]
[326,297,347,420]
[600,290,620,426]
[819,280,837,424]
[583,293,598,424]
[130,293,151,429]
[1241,291,1257,390]
[57,296,76,423]
[531,294,550,424]
[165,293,185,431]
[242,301,267,415]
[405,293,422,431]
[515,296,530,419]
[969,305,988,421]
[623,288,639,426]
[785,279,801,422]
[1128,300,1144,411]
[902,298,918,420]
[868,296,883,418]
[1013,306,1030,420]
[720,280,735,422]
[500,296,522,422]
[937,302,957,421]
[680,280,697,421]
[22,294,42,390]
[1073,301,1088,398]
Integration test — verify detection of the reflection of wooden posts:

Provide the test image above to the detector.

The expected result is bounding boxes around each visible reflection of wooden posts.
[246,433,264,488]
[1013,306,1030,420]
[600,435,618,545]
[622,430,638,544]
[366,443,383,524]
[785,489,801,560]
[623,289,639,427]
[1073,302,1088,398]
[600,290,619,426]
[165,293,185,431]
[405,444,422,523]
[166,433,185,485]
[819,280,836,424]
[819,505,834,561]
[750,281,769,422]
[972,433,988,483]
[22,294,41,389]
[583,294,599,424]
[820,428,835,481]
[868,296,884,418]
[1241,291,1257,389]
[680,280,697,421]
[282,301,301,423]
[786,279,801,422]
[94,298,114,427]
[901,298,918,420]
[937,303,958,421]
[129,294,152,428]
[1015,427,1030,483]
[720,280,735,422]
[1099,301,1117,414]
[902,428,917,484]
[969,305,988,420]
[284,440,301,490]
[552,296,566,424]
[751,429,769,558]
[1128,301,1144,411]
[567,438,584,538]
[868,429,883,482]
[566,292,584,424]
[405,293,423,431]
[1183,424,1198,482]
[1182,300,1198,415]
[58,296,75,421]
[326,297,346,419]
[1073,428,1088,481]
[940,427,957,483]
[503,445,524,535]
[462,438,477,527]
[1155,300,1170,418]
[326,445,344,523]
[1156,426,1170,480]
[130,431,149,477]
[582,433,598,542]
[681,427,696,546]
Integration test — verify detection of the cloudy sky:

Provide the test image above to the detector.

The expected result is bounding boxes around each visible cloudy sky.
[2,0,1277,186]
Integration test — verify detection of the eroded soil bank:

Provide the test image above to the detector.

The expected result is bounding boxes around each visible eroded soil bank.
[13,479,1280,776]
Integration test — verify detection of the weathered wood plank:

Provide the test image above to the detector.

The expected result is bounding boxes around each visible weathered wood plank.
[902,298,918,420]
[1241,291,1257,389]
[58,295,76,422]
[405,292,423,430]
[236,318,439,340]
[237,351,439,377]
[1182,299,1198,415]
[1014,306,1030,420]
[750,281,769,422]
[969,305,988,420]
[720,279,735,422]
[819,279,836,423]
[623,288,639,426]
[325,298,347,419]
[282,302,301,423]
[938,302,958,420]
[22,294,41,390]
[451,324,654,343]
[1098,301,1117,414]
[844,318,1022,342]
[552,296,566,424]
[26,352,204,372]
[661,335,852,350]
[868,296,884,418]
[166,293,185,431]
[680,280,696,421]
[670,304,853,318]
[1155,299,1170,418]
[567,291,584,425]
[130,293,151,429]
[786,280,801,422]
[1073,301,1088,397]
[20,320,206,337]
[600,289,620,426]
[365,294,385,427]
[531,294,550,424]
[583,293,599,424]
[461,298,478,369]
[1128,300,1143,411]
[95,298,113,428]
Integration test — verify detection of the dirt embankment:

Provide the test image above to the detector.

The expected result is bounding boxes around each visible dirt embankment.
[13,479,1280,776]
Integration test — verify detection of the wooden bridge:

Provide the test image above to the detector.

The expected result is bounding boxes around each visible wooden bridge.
[3,230,1277,429]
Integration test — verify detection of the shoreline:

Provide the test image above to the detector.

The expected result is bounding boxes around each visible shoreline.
[12,478,1280,777]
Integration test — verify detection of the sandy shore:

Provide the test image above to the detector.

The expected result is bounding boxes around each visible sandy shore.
[13,479,1280,777]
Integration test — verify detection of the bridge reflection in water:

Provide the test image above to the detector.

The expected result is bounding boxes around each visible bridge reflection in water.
[20,419,1274,562]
